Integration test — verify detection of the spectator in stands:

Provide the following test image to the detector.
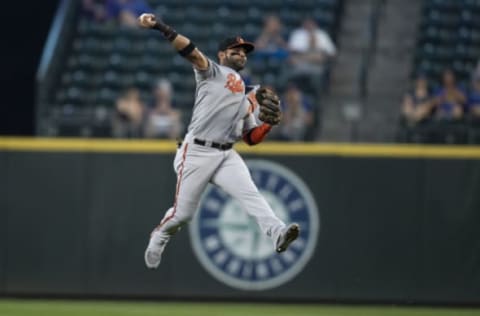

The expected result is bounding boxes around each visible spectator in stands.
[112,87,146,138]
[106,0,151,27]
[82,0,107,22]
[401,73,433,125]
[144,79,183,139]
[472,59,480,83]
[275,84,314,141]
[254,15,289,61]
[287,17,336,93]
[432,69,465,120]
[468,74,480,120]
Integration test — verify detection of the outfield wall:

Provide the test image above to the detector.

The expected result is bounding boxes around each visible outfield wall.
[1,138,480,304]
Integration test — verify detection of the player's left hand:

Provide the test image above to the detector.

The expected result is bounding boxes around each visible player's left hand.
[256,87,282,126]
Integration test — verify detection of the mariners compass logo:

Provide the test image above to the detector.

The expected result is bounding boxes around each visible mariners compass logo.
[189,160,319,290]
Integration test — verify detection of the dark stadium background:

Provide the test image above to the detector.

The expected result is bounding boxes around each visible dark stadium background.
[0,0,58,135]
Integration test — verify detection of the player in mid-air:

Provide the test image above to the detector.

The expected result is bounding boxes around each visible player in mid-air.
[138,13,300,269]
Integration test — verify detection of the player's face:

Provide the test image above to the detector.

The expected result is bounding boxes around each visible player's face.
[223,47,247,71]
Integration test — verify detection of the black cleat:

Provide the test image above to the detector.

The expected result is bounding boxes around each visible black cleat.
[276,223,300,253]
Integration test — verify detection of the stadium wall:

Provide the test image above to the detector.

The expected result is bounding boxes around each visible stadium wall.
[0,138,480,304]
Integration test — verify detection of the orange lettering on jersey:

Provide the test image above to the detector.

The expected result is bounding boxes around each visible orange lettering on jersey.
[224,73,244,94]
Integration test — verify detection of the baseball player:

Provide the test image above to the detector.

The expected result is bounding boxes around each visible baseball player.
[138,13,300,269]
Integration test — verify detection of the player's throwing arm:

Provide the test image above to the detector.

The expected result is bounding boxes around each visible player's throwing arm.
[138,13,208,70]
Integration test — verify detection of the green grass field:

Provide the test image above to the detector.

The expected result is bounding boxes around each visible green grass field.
[0,300,479,316]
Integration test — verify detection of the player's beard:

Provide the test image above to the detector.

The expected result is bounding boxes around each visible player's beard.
[224,55,246,72]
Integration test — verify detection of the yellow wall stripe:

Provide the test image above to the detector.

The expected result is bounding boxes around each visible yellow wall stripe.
[1,137,480,159]
[0,137,176,153]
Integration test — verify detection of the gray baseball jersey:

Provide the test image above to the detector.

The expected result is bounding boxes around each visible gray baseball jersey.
[187,58,257,143]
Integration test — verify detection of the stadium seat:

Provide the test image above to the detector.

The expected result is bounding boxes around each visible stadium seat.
[413,0,480,84]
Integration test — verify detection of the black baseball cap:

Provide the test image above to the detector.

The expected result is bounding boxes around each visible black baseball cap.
[218,36,255,54]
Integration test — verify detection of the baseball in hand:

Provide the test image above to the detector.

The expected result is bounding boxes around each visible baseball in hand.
[138,13,157,28]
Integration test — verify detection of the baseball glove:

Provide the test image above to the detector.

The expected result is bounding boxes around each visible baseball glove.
[255,87,282,125]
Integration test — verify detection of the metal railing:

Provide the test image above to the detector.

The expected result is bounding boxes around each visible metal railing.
[35,0,79,135]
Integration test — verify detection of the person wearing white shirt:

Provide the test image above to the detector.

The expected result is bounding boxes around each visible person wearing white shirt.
[287,17,336,93]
